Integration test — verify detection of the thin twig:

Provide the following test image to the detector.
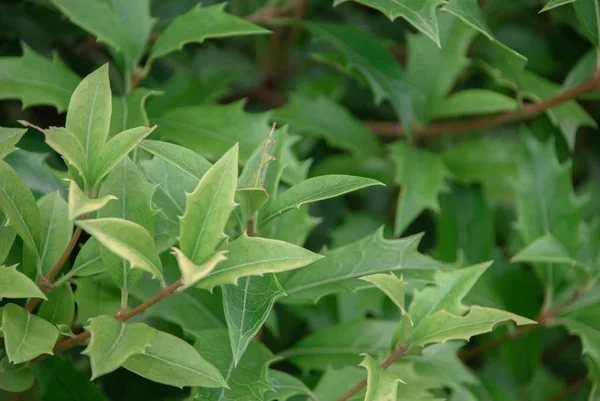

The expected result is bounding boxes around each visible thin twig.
[245,2,297,24]
[366,73,600,137]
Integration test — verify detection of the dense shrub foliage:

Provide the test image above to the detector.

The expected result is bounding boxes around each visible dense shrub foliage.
[0,0,599,400]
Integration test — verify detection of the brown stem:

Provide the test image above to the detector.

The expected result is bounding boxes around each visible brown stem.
[245,2,297,24]
[366,74,600,138]
[544,376,588,401]
[335,345,409,401]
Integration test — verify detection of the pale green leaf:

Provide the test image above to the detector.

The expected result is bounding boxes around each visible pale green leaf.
[0,356,34,393]
[109,89,159,137]
[74,275,121,325]
[68,179,116,221]
[196,234,323,290]
[65,64,112,173]
[512,233,583,267]
[122,330,226,388]
[0,213,16,265]
[83,315,157,379]
[284,319,397,371]
[0,265,45,300]
[281,228,439,304]
[57,324,74,338]
[266,205,321,246]
[388,141,451,236]
[236,188,270,223]
[305,22,414,130]
[43,127,89,187]
[139,139,212,179]
[360,273,405,312]
[194,329,273,401]
[0,160,41,258]
[265,370,317,401]
[172,248,228,288]
[223,274,285,365]
[68,238,105,278]
[540,0,577,12]
[0,127,26,159]
[1,303,59,364]
[409,305,536,347]
[261,174,383,224]
[38,282,74,326]
[149,3,269,62]
[334,0,444,46]
[0,43,79,111]
[92,125,155,186]
[361,354,403,401]
[76,218,164,284]
[179,144,238,265]
[442,0,493,39]
[431,89,517,118]
[313,366,367,401]
[272,93,380,157]
[98,159,158,291]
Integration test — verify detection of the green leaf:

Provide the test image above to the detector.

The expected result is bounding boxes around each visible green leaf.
[65,64,112,174]
[266,205,321,246]
[388,141,451,236]
[0,127,26,159]
[196,234,323,290]
[74,275,121,325]
[512,233,582,266]
[574,0,600,46]
[68,179,116,221]
[5,150,65,197]
[38,282,74,326]
[76,218,163,284]
[261,174,383,224]
[409,305,536,347]
[223,274,285,365]
[0,265,45,300]
[360,273,405,312]
[179,144,238,265]
[109,89,159,137]
[523,71,596,149]
[272,93,380,157]
[540,0,577,12]
[69,238,105,278]
[409,262,490,326]
[139,139,212,178]
[1,303,59,364]
[193,329,273,401]
[122,330,226,388]
[149,3,269,62]
[172,248,228,288]
[284,319,397,371]
[304,21,415,131]
[92,125,155,186]
[83,315,157,379]
[0,356,34,393]
[44,127,90,187]
[236,188,270,222]
[154,101,271,161]
[281,228,439,304]
[265,370,317,401]
[98,159,158,291]
[0,160,41,258]
[0,214,15,265]
[0,43,79,111]
[480,41,528,92]
[442,0,493,39]
[361,354,403,401]
[334,0,445,46]
[430,89,517,118]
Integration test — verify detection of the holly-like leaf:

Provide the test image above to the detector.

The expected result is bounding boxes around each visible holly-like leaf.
[193,329,273,401]
[361,354,403,401]
[38,283,74,326]
[109,89,159,137]
[512,234,581,267]
[409,305,536,347]
[196,234,323,290]
[149,3,269,62]
[76,218,164,284]
[442,0,494,39]
[0,213,15,265]
[430,89,517,118]
[272,93,380,157]
[172,248,228,288]
[266,205,321,246]
[67,179,116,221]
[2,303,59,364]
[83,315,157,379]
[65,64,112,175]
[0,356,34,393]
[284,319,397,371]
[223,274,286,365]
[265,370,317,401]
[0,160,41,258]
[0,43,79,111]
[388,141,451,236]
[540,0,577,12]
[68,238,105,278]
[0,265,45,300]
[360,273,405,312]
[334,0,445,46]
[260,175,383,224]
[44,127,90,187]
[0,127,26,160]
[304,21,415,131]
[281,228,439,304]
[179,144,238,265]
[139,139,212,179]
[122,330,226,388]
[74,275,121,325]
